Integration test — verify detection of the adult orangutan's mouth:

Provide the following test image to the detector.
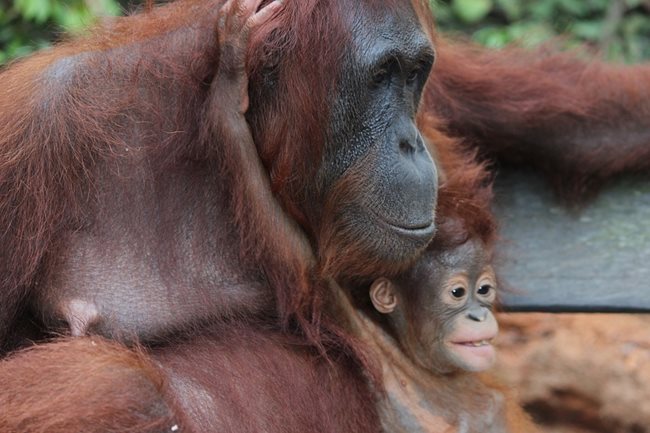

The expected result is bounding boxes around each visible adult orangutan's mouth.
[364,204,435,242]
[386,220,435,236]
[368,208,434,235]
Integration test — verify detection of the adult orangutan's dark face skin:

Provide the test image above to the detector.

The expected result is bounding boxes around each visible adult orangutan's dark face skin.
[304,0,438,277]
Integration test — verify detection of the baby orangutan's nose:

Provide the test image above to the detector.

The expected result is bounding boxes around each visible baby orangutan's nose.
[467,306,488,322]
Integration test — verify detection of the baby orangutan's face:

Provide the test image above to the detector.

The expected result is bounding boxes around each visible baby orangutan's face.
[369,239,498,373]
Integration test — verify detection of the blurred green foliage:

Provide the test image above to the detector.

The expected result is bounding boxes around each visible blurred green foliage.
[0,0,120,64]
[433,0,650,62]
[1,0,649,65]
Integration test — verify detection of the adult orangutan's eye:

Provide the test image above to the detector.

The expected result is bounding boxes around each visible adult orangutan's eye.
[371,58,398,88]
[371,67,391,87]
[406,66,420,84]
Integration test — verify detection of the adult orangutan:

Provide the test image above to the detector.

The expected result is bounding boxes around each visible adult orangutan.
[0,0,439,348]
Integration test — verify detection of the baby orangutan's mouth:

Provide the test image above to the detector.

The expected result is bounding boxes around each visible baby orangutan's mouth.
[446,323,498,371]
[454,339,493,347]
[446,337,497,372]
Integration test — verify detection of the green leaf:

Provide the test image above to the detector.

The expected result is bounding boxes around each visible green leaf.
[431,2,454,24]
[473,26,511,48]
[625,0,642,8]
[51,3,93,32]
[87,0,121,17]
[622,13,648,36]
[571,20,604,41]
[528,1,557,21]
[506,22,556,47]
[495,0,522,21]
[7,38,37,59]
[558,0,588,16]
[15,0,53,24]
[452,0,493,24]
[605,39,625,62]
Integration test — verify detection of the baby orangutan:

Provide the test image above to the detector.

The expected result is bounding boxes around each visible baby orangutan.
[336,236,538,433]
[369,238,499,375]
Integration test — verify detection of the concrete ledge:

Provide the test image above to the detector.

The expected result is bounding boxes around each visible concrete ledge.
[493,169,650,312]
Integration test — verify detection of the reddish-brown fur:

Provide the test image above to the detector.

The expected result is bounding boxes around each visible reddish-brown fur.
[0,0,648,431]
[0,0,339,346]
[0,326,539,433]
[0,0,216,345]
[427,38,650,200]
[0,338,179,433]
[0,330,381,433]
[419,112,497,249]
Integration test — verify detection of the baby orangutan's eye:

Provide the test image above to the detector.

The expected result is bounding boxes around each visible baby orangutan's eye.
[477,285,492,296]
[451,287,466,298]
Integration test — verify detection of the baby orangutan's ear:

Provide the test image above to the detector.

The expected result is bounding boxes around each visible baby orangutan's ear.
[369,278,398,314]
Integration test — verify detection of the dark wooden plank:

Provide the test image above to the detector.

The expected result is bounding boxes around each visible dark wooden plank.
[493,170,650,312]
